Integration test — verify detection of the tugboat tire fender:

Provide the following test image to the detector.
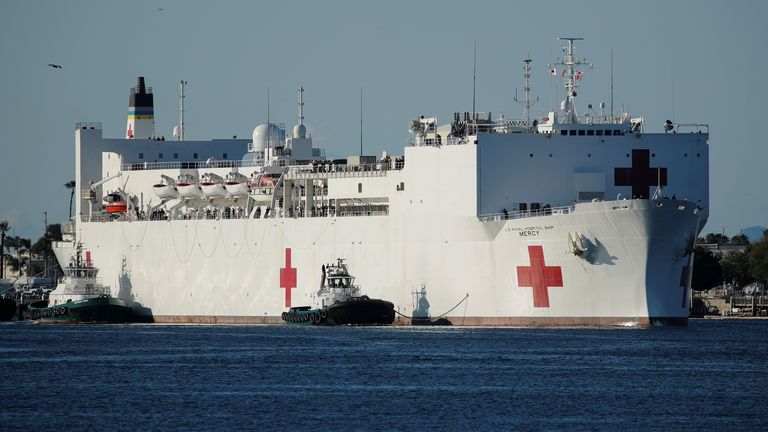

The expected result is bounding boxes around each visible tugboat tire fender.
[320,309,328,319]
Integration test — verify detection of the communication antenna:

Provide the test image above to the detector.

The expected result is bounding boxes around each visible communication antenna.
[176,80,188,140]
[360,87,363,157]
[671,71,676,123]
[514,58,539,127]
[266,87,271,163]
[298,86,304,126]
[610,49,614,118]
[472,40,477,120]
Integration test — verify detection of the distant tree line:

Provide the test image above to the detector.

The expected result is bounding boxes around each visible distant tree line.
[693,230,768,290]
[1,220,62,278]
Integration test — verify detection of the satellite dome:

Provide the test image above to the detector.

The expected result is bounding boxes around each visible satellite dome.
[251,123,285,151]
[292,123,307,139]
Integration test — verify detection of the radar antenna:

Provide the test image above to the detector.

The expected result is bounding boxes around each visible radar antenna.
[513,58,539,128]
[554,37,592,123]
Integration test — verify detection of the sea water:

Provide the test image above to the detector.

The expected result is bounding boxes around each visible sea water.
[1,320,766,431]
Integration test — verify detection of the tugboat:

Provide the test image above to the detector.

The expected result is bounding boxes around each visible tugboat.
[282,259,395,326]
[25,244,132,323]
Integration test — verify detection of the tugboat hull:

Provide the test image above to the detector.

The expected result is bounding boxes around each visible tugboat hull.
[283,298,395,326]
[25,295,133,323]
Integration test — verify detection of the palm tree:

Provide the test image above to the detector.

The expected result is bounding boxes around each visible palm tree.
[0,220,8,279]
[65,180,76,219]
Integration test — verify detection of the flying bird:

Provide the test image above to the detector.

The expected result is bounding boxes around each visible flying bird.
[48,64,62,69]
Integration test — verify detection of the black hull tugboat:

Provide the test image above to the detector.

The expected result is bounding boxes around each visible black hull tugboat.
[25,243,132,323]
[282,259,395,326]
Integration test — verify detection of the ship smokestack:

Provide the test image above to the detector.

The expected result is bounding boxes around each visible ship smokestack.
[126,76,155,139]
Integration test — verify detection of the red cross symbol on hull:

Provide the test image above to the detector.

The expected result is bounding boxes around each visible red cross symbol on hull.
[280,248,297,308]
[517,246,563,308]
[614,149,667,199]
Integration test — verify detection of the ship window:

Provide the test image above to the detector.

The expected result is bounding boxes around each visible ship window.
[604,130,612,136]
[518,202,528,212]
[569,130,576,136]
[173,153,178,159]
[529,153,534,158]
[400,182,405,191]
[531,202,541,211]
[158,152,163,159]
[223,153,228,159]
[596,130,603,136]
[138,153,144,159]
[578,130,586,136]
[613,130,621,136]
[358,183,362,193]
[561,130,567,136]
[193,153,198,159]
[587,130,594,136]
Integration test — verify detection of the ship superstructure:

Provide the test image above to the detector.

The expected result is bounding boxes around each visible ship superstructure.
[54,39,709,326]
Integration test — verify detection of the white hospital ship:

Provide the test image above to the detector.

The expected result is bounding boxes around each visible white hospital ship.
[53,39,709,325]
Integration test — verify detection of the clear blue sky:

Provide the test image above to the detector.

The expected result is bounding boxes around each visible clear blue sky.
[1,0,765,240]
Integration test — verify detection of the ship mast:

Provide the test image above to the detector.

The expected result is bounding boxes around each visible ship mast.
[554,37,591,124]
[514,58,538,128]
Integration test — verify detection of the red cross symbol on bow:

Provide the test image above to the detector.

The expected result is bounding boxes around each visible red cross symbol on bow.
[517,246,563,308]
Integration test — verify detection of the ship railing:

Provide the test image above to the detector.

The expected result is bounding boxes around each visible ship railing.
[478,204,576,222]
[122,160,246,171]
[667,123,709,134]
[285,162,402,180]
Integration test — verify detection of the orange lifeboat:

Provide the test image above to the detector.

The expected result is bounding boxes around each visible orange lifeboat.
[103,192,127,214]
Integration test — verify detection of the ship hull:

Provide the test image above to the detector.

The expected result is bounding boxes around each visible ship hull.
[54,199,700,327]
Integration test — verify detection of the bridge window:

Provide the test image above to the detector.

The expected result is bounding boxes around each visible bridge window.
[578,130,585,136]
[613,130,622,136]
[587,130,594,136]
[139,153,144,159]
[518,203,528,212]
[596,130,603,136]
[561,130,567,136]
[193,153,198,159]
[569,130,576,136]
[173,153,178,159]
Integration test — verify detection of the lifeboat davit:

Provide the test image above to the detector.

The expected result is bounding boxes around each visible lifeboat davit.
[224,171,250,198]
[177,174,204,199]
[103,192,128,214]
[153,175,179,200]
[200,173,228,199]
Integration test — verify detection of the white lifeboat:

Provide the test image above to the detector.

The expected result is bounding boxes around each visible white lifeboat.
[200,173,228,199]
[224,171,250,198]
[153,174,179,200]
[177,173,204,199]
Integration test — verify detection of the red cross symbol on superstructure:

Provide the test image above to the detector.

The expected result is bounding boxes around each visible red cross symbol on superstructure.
[614,149,667,199]
[280,248,297,308]
[517,246,563,308]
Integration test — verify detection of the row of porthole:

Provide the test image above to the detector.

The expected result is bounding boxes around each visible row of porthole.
[528,153,702,158]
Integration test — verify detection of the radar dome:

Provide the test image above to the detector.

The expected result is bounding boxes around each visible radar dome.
[292,123,307,139]
[251,123,285,151]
